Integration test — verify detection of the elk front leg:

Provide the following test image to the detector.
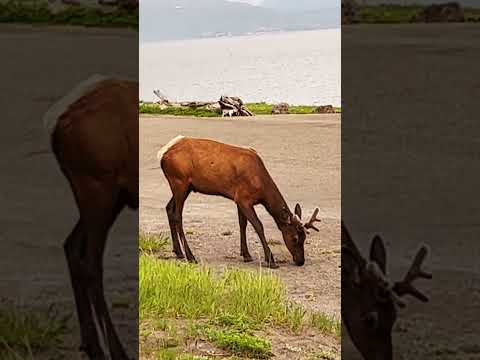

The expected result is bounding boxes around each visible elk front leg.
[237,203,278,269]
[166,196,184,259]
[237,205,253,262]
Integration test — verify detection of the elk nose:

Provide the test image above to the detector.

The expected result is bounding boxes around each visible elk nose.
[295,258,305,266]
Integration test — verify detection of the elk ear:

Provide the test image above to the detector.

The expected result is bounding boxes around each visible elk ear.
[370,235,387,274]
[342,248,362,285]
[294,203,302,219]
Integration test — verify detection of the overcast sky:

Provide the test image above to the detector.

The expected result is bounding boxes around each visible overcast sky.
[228,0,262,4]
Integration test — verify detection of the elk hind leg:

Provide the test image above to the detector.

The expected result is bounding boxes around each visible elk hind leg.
[166,196,184,259]
[77,180,129,360]
[64,221,105,359]
[172,186,196,262]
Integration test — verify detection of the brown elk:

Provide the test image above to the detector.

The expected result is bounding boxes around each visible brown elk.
[341,222,432,360]
[44,74,138,359]
[157,136,321,268]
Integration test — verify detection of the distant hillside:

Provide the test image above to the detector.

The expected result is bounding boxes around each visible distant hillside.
[140,0,339,42]
[261,0,339,11]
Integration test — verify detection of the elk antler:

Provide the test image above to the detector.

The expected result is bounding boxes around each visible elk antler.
[393,245,432,302]
[304,208,321,232]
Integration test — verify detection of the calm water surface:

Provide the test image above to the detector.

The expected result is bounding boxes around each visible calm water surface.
[140,29,340,106]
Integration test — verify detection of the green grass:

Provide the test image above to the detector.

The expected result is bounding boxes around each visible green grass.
[358,5,422,24]
[465,8,480,22]
[247,103,317,115]
[310,312,341,339]
[140,255,340,358]
[140,255,305,331]
[0,304,69,358]
[140,102,341,117]
[139,103,220,117]
[155,349,215,360]
[140,254,340,335]
[139,231,169,254]
[0,0,138,28]
[204,328,272,359]
[357,5,480,24]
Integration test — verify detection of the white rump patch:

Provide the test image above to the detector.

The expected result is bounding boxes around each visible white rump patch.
[156,135,185,162]
[42,74,110,136]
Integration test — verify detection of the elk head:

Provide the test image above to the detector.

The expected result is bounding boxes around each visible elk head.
[341,222,432,360]
[281,204,321,266]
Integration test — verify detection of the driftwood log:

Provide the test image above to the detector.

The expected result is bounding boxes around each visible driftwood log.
[153,89,170,105]
[219,96,253,117]
[150,91,252,117]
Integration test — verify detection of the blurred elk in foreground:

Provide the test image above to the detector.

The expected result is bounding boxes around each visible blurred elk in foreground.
[341,222,432,360]
[44,74,138,359]
[157,136,321,268]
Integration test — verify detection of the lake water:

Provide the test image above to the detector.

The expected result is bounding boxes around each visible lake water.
[140,29,341,106]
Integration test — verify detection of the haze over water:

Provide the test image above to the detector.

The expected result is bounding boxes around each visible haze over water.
[140,29,340,106]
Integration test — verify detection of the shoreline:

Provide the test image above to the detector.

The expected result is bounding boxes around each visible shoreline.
[139,102,341,117]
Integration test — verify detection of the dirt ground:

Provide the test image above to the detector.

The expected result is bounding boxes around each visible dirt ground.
[342,24,480,360]
[139,114,341,358]
[0,25,138,358]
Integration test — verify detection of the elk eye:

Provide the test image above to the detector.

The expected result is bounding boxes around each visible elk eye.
[376,287,390,301]
[364,312,379,330]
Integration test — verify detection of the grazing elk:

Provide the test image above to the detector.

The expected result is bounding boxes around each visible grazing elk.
[341,222,432,360]
[44,74,138,360]
[157,136,321,268]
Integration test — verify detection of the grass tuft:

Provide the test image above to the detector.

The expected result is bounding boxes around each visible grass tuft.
[204,328,272,359]
[310,312,341,339]
[0,304,69,357]
[139,232,169,254]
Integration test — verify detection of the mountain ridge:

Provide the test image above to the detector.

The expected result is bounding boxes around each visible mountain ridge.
[140,0,340,42]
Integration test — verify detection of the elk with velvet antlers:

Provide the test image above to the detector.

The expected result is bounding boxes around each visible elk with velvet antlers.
[158,136,321,268]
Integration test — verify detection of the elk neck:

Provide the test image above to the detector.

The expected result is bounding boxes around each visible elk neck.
[261,177,292,230]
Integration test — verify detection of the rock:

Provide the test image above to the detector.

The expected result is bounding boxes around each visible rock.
[342,0,359,25]
[314,105,336,114]
[206,102,221,111]
[411,2,465,23]
[272,103,289,115]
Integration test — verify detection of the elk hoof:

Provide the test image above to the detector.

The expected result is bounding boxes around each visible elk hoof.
[267,262,279,269]
[243,255,253,262]
[174,251,185,259]
[79,344,106,360]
